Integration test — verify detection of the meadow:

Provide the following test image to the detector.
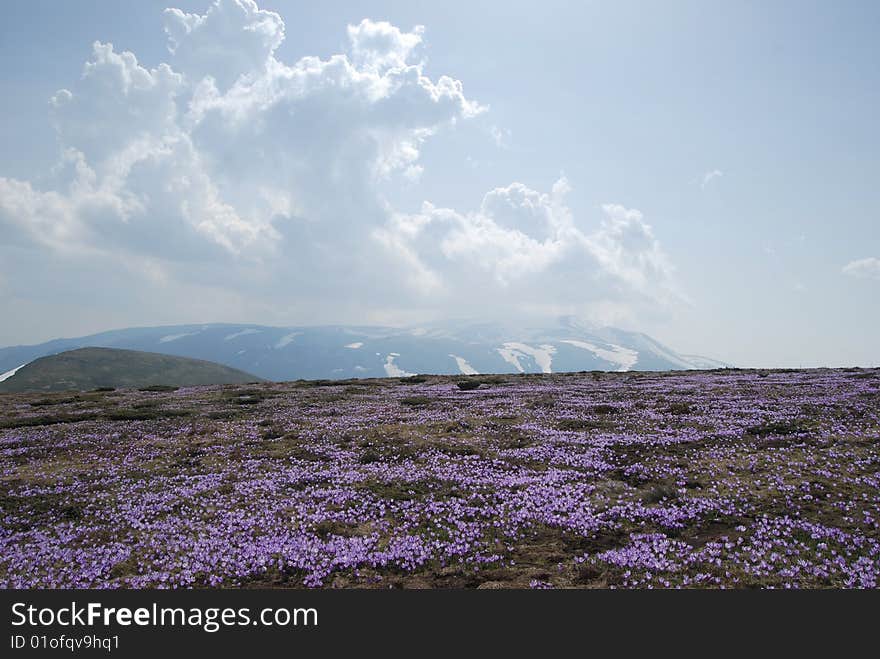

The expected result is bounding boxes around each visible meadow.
[1,368,878,588]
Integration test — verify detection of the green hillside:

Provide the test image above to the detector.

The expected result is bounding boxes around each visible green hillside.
[0,347,262,393]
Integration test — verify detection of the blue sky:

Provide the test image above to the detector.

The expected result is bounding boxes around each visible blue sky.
[1,0,878,366]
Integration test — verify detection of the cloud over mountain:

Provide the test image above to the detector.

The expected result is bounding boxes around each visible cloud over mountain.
[0,0,680,333]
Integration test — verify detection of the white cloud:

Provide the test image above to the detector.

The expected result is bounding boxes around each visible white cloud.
[347,19,424,73]
[700,169,723,188]
[842,257,880,281]
[163,0,284,90]
[375,177,680,319]
[0,0,682,339]
[489,124,511,148]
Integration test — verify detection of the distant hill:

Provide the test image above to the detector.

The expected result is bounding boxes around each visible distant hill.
[0,347,262,393]
[0,318,731,382]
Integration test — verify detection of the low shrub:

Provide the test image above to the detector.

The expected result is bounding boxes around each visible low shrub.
[29,397,78,407]
[400,396,431,407]
[592,404,619,414]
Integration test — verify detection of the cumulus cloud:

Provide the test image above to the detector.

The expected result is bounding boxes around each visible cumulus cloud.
[489,124,511,148]
[163,0,284,90]
[700,169,723,188]
[375,177,680,320]
[0,0,681,337]
[842,257,880,281]
[347,19,424,73]
[2,3,476,256]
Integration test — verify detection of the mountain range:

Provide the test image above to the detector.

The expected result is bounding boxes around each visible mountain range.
[0,317,729,382]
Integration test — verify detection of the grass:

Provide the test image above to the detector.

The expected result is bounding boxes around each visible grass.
[745,419,817,436]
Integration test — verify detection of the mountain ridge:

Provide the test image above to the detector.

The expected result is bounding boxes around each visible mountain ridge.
[0,347,262,393]
[0,320,730,382]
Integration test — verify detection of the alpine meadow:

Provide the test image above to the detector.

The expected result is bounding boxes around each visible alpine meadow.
[1,0,878,600]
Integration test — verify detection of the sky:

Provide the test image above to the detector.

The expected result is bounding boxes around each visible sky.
[1,0,878,367]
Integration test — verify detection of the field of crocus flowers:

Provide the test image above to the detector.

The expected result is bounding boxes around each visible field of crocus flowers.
[1,368,878,589]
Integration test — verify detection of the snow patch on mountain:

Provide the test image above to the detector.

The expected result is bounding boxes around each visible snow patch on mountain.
[159,332,199,343]
[497,346,525,372]
[680,355,731,369]
[639,338,695,369]
[498,342,556,374]
[383,353,414,377]
[224,329,261,341]
[449,354,479,375]
[560,339,638,372]
[274,332,300,349]
[0,363,27,383]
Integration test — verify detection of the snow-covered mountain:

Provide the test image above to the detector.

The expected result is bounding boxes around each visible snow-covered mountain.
[0,318,730,381]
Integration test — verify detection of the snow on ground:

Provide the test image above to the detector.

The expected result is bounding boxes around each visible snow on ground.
[449,354,479,375]
[680,354,729,369]
[159,332,199,343]
[497,342,556,374]
[638,339,694,370]
[274,332,300,349]
[0,363,27,383]
[345,342,364,349]
[224,329,262,341]
[497,346,525,373]
[383,353,414,377]
[560,339,638,372]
